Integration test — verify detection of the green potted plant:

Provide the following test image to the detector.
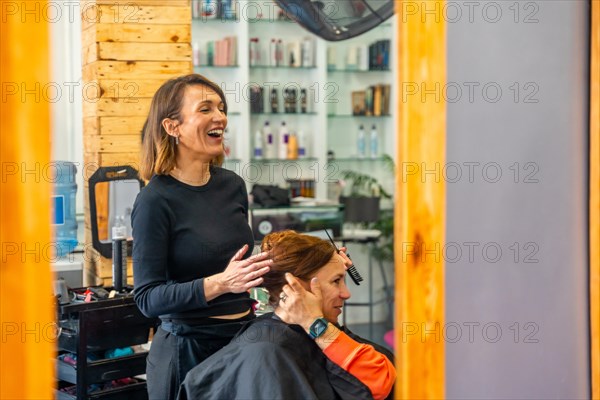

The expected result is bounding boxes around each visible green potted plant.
[339,154,394,225]
[338,154,395,263]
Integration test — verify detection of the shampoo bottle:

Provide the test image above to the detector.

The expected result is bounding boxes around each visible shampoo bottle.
[253,129,263,159]
[278,121,289,159]
[263,121,275,159]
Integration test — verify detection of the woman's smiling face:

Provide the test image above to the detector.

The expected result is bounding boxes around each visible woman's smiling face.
[310,253,352,324]
[175,84,228,161]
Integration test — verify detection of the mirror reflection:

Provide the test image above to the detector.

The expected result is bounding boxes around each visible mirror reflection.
[95,180,139,243]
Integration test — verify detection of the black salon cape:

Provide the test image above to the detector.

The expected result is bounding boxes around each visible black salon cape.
[178,313,394,400]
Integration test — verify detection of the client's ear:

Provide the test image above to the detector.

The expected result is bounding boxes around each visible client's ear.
[300,279,312,293]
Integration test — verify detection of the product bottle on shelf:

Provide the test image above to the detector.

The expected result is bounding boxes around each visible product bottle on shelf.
[202,0,218,19]
[283,89,289,113]
[290,88,297,113]
[255,38,263,66]
[271,88,279,113]
[298,130,307,158]
[276,39,284,66]
[193,42,200,66]
[254,129,263,159]
[300,88,307,113]
[278,121,289,159]
[327,47,336,70]
[287,131,298,159]
[357,124,366,158]
[370,124,378,159]
[249,38,257,66]
[224,127,235,158]
[263,121,276,159]
[270,39,278,67]
[302,37,314,67]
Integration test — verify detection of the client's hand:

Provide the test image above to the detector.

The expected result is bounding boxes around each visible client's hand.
[278,273,325,332]
[338,247,353,270]
[212,245,272,294]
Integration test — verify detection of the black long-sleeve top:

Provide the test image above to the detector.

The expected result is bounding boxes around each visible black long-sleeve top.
[131,166,255,320]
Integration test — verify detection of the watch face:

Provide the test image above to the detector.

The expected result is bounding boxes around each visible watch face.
[258,220,273,235]
[310,318,328,339]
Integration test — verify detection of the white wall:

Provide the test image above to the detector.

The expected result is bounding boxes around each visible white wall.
[50,0,83,217]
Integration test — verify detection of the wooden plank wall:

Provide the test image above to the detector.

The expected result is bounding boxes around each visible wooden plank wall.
[590,1,599,398]
[394,0,446,398]
[81,0,192,284]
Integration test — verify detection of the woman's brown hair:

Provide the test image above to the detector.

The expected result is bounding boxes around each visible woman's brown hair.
[261,230,336,307]
[139,74,227,181]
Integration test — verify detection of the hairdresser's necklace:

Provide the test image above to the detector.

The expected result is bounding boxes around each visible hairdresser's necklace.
[169,168,210,186]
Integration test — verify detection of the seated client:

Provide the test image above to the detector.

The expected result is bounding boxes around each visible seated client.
[179,230,396,400]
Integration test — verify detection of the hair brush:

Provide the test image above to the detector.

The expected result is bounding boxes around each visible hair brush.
[324,230,364,285]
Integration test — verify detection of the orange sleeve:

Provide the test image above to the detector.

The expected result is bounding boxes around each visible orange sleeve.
[323,331,396,400]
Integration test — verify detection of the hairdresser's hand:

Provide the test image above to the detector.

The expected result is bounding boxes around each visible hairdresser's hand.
[204,245,271,301]
[278,273,324,332]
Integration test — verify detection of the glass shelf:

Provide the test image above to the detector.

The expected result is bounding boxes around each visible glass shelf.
[248,18,297,24]
[328,114,391,118]
[250,65,317,70]
[192,17,239,23]
[194,65,239,69]
[328,157,389,162]
[325,18,392,28]
[250,203,342,210]
[327,68,390,73]
[223,158,242,163]
[251,112,318,116]
[250,157,318,163]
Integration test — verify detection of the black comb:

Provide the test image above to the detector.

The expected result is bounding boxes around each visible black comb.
[324,230,364,285]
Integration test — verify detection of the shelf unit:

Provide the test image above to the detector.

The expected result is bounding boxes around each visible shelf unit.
[55,295,157,399]
[192,9,397,200]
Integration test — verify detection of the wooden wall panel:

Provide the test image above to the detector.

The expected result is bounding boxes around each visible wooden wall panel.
[82,1,192,284]
[98,42,191,61]
[394,1,446,398]
[82,98,152,117]
[81,4,191,31]
[83,116,146,137]
[590,1,599,398]
[83,61,191,81]
[84,135,142,154]
[94,79,169,99]
[88,23,191,44]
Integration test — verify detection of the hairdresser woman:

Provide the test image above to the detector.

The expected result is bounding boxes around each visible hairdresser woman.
[132,74,272,400]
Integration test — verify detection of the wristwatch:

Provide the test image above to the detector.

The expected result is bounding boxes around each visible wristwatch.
[308,317,329,339]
